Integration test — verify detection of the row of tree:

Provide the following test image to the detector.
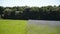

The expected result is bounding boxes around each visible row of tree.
[0,5,60,20]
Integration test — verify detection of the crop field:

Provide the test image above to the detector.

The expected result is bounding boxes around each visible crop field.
[0,20,60,34]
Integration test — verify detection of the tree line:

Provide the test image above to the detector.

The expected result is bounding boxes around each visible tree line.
[0,5,60,20]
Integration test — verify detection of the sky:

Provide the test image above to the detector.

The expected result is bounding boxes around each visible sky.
[0,0,60,7]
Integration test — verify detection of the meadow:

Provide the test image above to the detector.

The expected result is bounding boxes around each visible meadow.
[27,20,60,34]
[27,24,60,34]
[0,20,60,34]
[0,20,27,34]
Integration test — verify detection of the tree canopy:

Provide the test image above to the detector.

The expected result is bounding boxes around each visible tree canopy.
[0,5,60,20]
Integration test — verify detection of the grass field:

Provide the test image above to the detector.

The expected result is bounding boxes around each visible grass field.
[27,24,60,34]
[0,20,27,34]
[27,20,60,34]
[0,20,60,34]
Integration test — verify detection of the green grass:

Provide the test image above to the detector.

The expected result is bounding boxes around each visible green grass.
[0,20,60,34]
[0,20,27,34]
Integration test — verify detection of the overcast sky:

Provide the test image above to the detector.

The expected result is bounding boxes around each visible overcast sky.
[0,0,60,7]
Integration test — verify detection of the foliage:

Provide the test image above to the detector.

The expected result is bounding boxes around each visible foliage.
[0,5,60,20]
